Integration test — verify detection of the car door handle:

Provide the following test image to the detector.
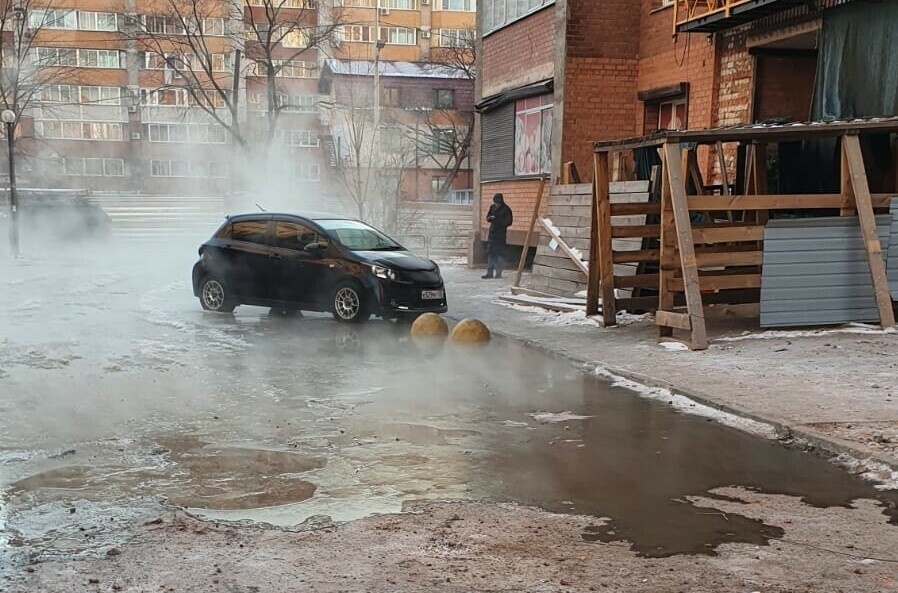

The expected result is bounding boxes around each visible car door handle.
[268,253,282,260]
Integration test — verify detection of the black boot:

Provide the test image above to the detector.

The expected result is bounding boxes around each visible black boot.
[481,273,493,279]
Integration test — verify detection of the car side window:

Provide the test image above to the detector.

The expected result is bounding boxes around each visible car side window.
[230,220,269,245]
[274,221,321,251]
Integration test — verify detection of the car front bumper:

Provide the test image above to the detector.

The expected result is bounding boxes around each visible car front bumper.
[372,278,448,315]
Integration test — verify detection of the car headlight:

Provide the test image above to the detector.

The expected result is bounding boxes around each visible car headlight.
[371,264,396,281]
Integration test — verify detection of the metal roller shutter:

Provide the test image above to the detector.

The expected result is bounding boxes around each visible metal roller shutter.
[480,102,515,181]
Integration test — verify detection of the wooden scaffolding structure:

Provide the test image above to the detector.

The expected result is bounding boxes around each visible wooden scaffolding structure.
[588,119,898,350]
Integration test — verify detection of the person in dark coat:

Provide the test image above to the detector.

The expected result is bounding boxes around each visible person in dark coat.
[483,193,513,279]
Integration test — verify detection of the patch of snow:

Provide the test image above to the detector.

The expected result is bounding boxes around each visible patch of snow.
[574,290,588,298]
[593,368,778,439]
[499,420,530,427]
[529,411,594,423]
[615,312,653,326]
[659,341,690,351]
[495,301,600,327]
[717,323,898,342]
[833,454,898,490]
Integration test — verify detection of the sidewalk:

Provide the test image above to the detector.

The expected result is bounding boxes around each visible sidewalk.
[443,265,898,476]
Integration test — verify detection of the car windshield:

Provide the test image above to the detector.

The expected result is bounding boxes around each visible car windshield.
[316,219,403,251]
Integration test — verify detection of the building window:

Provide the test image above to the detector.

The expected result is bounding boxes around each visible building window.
[255,60,317,78]
[380,0,418,9]
[435,89,455,109]
[63,158,126,176]
[383,87,401,107]
[379,26,417,45]
[658,98,687,131]
[36,121,124,141]
[40,85,121,105]
[339,25,374,43]
[36,48,123,69]
[431,176,446,197]
[436,0,475,10]
[432,129,455,154]
[296,163,321,181]
[483,0,553,34]
[77,11,118,31]
[288,130,320,147]
[146,124,227,144]
[514,95,552,176]
[248,0,314,6]
[150,160,227,178]
[203,18,226,36]
[437,28,473,48]
[29,9,77,29]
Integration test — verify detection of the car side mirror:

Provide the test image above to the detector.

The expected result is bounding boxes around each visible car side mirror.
[304,242,326,255]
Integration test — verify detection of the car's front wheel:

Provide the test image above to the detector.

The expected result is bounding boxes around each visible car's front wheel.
[331,281,370,323]
[199,276,237,313]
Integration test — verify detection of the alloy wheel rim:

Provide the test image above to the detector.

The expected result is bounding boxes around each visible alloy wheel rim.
[335,287,360,319]
[202,280,225,310]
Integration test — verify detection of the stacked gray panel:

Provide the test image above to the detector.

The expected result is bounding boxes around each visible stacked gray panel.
[889,198,898,300]
[761,216,892,328]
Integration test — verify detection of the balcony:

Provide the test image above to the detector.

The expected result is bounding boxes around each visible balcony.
[673,0,811,34]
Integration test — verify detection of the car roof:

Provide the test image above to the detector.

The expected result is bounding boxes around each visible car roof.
[226,211,356,222]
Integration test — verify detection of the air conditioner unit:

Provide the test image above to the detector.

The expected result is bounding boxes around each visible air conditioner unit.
[421,0,429,4]
[378,7,390,16]
[421,30,431,39]
[127,105,138,114]
[131,132,141,140]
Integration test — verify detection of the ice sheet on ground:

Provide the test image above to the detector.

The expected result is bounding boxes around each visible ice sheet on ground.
[496,301,601,327]
[717,323,898,342]
[529,411,594,422]
[659,342,690,351]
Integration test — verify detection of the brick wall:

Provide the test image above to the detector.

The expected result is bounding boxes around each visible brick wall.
[480,7,556,99]
[754,53,817,122]
[559,0,642,181]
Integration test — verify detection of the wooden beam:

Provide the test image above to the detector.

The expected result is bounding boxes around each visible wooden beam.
[610,202,662,216]
[842,134,896,329]
[587,157,601,317]
[686,193,895,211]
[658,145,677,338]
[613,249,661,264]
[695,250,763,267]
[513,175,548,289]
[539,219,589,276]
[612,225,662,238]
[693,225,764,243]
[614,274,659,288]
[664,142,708,350]
[840,140,856,216]
[655,310,692,331]
[593,152,616,325]
[670,273,761,291]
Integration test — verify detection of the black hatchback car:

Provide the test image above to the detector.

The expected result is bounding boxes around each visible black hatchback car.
[192,213,448,322]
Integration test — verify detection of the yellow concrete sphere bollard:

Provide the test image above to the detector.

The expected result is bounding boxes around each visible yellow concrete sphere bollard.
[410,312,449,339]
[450,318,491,344]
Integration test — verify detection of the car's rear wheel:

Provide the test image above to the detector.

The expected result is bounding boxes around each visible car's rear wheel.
[331,281,370,323]
[199,276,236,313]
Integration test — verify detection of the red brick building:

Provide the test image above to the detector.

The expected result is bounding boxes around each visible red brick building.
[472,0,891,258]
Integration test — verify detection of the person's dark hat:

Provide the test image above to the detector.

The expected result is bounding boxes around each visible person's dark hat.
[492,193,504,204]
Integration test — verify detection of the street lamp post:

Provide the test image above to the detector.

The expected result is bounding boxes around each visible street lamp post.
[2,109,19,258]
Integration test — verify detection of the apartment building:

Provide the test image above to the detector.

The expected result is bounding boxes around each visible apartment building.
[472,0,892,258]
[0,0,474,202]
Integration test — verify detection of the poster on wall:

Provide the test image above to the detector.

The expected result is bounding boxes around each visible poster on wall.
[515,95,553,176]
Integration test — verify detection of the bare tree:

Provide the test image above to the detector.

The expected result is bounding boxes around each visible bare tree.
[326,74,411,233]
[131,0,343,155]
[0,1,80,153]
[410,28,475,199]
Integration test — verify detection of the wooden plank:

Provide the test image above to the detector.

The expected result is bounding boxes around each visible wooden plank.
[612,225,662,238]
[614,274,660,288]
[664,142,708,350]
[695,251,763,267]
[843,134,896,329]
[670,274,761,291]
[498,294,582,314]
[593,152,616,323]
[514,175,548,289]
[687,193,895,211]
[613,249,660,264]
[510,285,559,298]
[693,225,764,243]
[658,146,677,338]
[539,219,589,276]
[616,296,660,311]
[609,180,651,194]
[656,310,692,330]
[611,203,662,216]
[840,140,857,216]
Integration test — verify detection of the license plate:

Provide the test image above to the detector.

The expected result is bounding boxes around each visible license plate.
[421,289,444,300]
